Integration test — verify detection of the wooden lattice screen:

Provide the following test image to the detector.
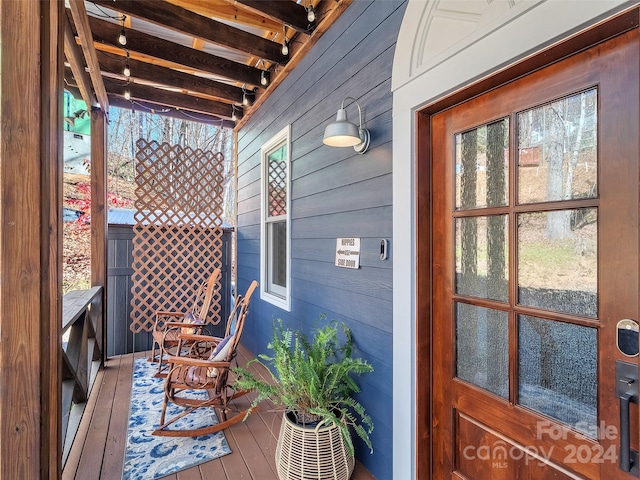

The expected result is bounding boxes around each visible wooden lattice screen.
[130,138,226,333]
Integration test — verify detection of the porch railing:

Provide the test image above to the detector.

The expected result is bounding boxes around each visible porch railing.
[61,286,103,465]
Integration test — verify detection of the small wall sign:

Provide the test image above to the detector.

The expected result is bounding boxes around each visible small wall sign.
[335,238,360,269]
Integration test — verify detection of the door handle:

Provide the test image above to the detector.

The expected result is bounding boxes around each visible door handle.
[620,392,634,472]
[617,360,639,476]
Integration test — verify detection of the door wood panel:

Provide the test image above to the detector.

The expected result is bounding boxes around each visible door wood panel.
[431,30,639,480]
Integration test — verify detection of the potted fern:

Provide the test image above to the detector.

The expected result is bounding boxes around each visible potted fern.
[234,316,374,480]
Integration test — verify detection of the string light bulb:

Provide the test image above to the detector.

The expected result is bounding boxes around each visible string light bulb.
[242,92,248,106]
[260,70,268,86]
[123,51,131,77]
[231,106,237,122]
[281,25,288,56]
[307,5,315,22]
[118,15,127,46]
[124,89,131,100]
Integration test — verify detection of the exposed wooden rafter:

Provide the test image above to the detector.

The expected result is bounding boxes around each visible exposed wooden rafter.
[234,0,313,33]
[234,0,353,129]
[96,50,244,105]
[91,0,289,64]
[101,76,236,118]
[67,0,109,111]
[107,94,236,128]
[64,16,97,108]
[88,16,264,88]
[64,0,348,126]
[167,0,283,33]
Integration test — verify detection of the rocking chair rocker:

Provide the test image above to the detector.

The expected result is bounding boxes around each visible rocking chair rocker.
[153,280,259,437]
[149,267,222,377]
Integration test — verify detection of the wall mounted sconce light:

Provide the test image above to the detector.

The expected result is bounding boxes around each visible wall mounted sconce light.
[322,97,370,154]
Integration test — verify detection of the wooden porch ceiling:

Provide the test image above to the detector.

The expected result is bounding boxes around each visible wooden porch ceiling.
[64,0,352,128]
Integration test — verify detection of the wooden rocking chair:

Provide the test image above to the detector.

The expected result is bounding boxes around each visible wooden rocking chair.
[149,267,221,377]
[153,280,259,437]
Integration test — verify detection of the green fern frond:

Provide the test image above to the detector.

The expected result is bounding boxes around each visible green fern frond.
[232,316,374,455]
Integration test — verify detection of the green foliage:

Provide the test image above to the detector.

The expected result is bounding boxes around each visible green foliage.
[234,316,374,456]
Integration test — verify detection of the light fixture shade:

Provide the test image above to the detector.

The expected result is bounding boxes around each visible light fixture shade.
[323,106,370,153]
[323,108,361,147]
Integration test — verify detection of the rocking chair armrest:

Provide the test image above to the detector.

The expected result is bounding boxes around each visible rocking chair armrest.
[156,311,184,318]
[153,312,185,329]
[164,321,204,329]
[167,355,231,368]
[177,333,222,343]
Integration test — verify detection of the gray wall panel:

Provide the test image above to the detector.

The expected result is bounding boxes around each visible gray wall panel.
[236,2,406,477]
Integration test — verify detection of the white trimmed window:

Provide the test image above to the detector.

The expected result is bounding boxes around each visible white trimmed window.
[260,126,291,310]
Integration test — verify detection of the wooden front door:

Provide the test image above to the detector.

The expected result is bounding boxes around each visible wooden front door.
[431,30,639,479]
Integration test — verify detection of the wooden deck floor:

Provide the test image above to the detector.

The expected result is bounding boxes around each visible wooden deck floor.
[62,345,376,480]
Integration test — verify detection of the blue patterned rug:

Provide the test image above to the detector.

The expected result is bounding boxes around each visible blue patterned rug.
[122,358,232,479]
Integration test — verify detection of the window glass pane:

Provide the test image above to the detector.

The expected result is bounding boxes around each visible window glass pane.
[518,315,597,437]
[456,215,508,302]
[268,144,287,217]
[270,221,287,290]
[517,89,597,204]
[455,119,509,210]
[517,209,597,317]
[456,303,508,398]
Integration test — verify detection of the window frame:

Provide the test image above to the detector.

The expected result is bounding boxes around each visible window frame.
[260,125,291,311]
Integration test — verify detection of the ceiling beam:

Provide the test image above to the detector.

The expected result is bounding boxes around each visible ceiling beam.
[88,16,264,87]
[108,94,235,128]
[64,15,97,108]
[234,0,313,33]
[235,0,352,129]
[91,0,288,64]
[102,77,238,119]
[96,50,245,105]
[67,0,109,111]
[167,0,282,34]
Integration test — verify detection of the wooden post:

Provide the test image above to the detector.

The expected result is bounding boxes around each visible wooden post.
[42,1,65,478]
[0,0,63,478]
[91,108,108,362]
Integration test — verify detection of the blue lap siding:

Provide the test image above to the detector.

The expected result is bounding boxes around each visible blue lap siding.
[236,2,407,477]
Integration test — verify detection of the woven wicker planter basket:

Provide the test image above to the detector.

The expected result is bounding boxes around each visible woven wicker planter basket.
[275,411,355,480]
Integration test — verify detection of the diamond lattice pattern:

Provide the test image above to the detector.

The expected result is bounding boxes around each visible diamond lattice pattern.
[130,138,227,333]
[268,159,287,217]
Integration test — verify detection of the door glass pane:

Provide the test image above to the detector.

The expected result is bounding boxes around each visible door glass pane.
[518,315,597,437]
[455,119,509,210]
[456,303,508,398]
[517,209,597,317]
[517,89,597,204]
[456,215,508,302]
